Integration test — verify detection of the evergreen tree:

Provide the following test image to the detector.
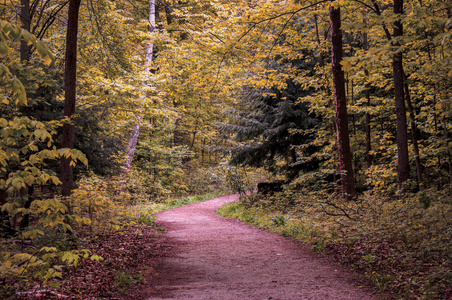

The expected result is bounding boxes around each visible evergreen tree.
[219,76,319,180]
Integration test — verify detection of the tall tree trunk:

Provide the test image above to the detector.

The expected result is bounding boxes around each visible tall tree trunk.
[403,74,424,189]
[61,0,81,197]
[362,11,372,169]
[165,1,186,147]
[164,1,174,25]
[20,0,31,62]
[123,0,155,172]
[18,0,33,230]
[330,6,356,199]
[432,95,442,187]
[392,0,410,188]
[444,116,452,184]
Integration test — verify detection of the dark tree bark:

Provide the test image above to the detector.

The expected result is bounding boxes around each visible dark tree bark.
[329,6,356,199]
[19,185,33,228]
[371,0,412,188]
[20,0,32,62]
[164,1,174,25]
[392,0,410,188]
[365,81,372,168]
[0,178,14,237]
[17,0,33,229]
[404,74,424,189]
[61,0,81,197]
[444,116,452,184]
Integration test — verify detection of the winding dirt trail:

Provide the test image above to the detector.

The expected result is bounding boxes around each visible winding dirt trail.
[144,194,376,300]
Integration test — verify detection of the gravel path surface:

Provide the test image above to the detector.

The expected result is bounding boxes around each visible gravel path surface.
[144,194,376,300]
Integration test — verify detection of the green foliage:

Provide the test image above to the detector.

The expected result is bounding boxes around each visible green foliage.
[1,172,160,296]
[182,165,229,195]
[70,175,115,221]
[0,23,97,296]
[0,196,96,293]
[218,67,319,179]
[271,214,289,227]
[224,166,248,195]
[116,270,142,293]
[224,165,266,195]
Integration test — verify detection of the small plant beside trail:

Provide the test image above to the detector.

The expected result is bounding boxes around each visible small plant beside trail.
[271,214,289,226]
[217,188,452,299]
[224,165,268,196]
[116,270,143,294]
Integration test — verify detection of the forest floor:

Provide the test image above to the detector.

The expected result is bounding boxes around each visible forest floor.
[130,194,377,300]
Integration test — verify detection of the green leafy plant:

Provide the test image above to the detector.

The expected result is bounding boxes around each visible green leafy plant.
[271,214,289,226]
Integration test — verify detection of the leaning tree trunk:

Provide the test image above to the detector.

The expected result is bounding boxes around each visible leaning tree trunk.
[330,6,356,199]
[392,0,410,189]
[122,0,155,172]
[61,0,81,197]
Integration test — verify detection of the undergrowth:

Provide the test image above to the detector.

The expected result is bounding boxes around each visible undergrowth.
[0,168,223,299]
[217,188,452,299]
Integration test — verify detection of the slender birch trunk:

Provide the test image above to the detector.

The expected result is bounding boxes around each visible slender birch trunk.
[122,0,155,172]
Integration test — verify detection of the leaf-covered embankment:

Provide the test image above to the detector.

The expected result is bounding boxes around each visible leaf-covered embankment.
[217,190,452,299]
[4,192,223,300]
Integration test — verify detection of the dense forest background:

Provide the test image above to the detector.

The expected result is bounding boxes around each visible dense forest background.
[0,0,450,298]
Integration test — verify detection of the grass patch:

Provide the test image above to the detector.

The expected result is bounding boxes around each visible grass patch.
[116,270,143,294]
[163,192,224,210]
[128,191,224,224]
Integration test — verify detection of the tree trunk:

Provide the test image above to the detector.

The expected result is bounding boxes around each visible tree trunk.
[61,0,81,197]
[392,0,410,188]
[362,12,372,169]
[20,0,31,62]
[403,74,424,189]
[444,116,452,184]
[164,1,174,25]
[433,95,443,187]
[18,0,32,229]
[19,185,33,229]
[329,6,356,199]
[123,0,156,172]
[0,178,14,237]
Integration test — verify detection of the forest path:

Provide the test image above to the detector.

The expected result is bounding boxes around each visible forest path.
[143,194,376,300]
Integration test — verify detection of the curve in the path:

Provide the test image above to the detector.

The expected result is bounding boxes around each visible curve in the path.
[144,194,376,300]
